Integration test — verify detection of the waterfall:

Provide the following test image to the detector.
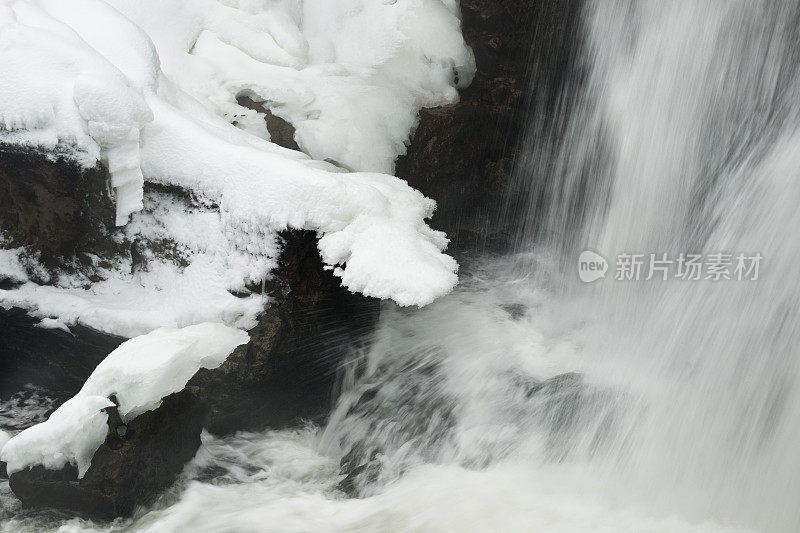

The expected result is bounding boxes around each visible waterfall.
[5,1,798,531]
[557,1,800,529]
[321,1,800,530]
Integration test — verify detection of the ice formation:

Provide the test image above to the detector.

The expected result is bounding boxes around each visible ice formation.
[1,323,249,477]
[0,0,474,334]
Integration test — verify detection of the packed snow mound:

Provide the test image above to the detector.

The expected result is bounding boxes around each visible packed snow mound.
[0,0,154,225]
[1,395,114,478]
[109,0,475,174]
[80,323,249,421]
[141,94,458,306]
[0,0,469,316]
[1,323,248,478]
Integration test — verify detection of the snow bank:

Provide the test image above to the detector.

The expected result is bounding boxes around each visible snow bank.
[1,323,248,478]
[0,0,154,225]
[0,0,471,332]
[141,94,458,306]
[0,190,274,338]
[109,0,475,174]
[80,323,249,421]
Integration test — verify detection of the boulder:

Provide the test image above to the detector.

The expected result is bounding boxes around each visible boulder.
[8,390,204,519]
[0,229,378,440]
[190,230,380,434]
[0,229,379,517]
[1,231,378,518]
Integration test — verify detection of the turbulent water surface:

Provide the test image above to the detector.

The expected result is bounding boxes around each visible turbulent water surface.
[4,0,800,531]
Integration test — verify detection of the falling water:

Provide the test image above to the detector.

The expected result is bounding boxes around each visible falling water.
[550,1,800,529]
[4,1,800,531]
[321,0,800,530]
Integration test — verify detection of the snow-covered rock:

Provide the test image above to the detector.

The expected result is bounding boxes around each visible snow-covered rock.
[7,389,207,519]
[0,190,274,338]
[0,0,473,334]
[1,323,248,477]
[0,0,154,225]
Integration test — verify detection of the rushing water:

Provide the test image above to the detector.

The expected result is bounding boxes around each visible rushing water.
[4,0,800,531]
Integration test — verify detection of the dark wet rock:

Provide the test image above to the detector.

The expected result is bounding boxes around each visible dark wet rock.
[337,450,381,497]
[190,229,380,435]
[8,390,204,519]
[0,144,120,272]
[236,95,302,151]
[333,360,457,496]
[397,0,584,253]
[0,308,124,402]
[262,109,302,152]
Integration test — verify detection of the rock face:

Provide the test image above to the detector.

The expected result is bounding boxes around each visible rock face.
[1,230,377,518]
[8,390,204,519]
[0,144,118,271]
[396,0,583,252]
[190,230,380,435]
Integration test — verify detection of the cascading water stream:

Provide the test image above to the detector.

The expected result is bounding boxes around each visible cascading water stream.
[319,1,800,531]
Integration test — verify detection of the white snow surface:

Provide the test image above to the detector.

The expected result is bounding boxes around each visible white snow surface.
[1,395,114,478]
[1,323,249,478]
[108,0,474,174]
[0,0,154,225]
[34,317,70,333]
[0,0,472,327]
[0,191,275,338]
